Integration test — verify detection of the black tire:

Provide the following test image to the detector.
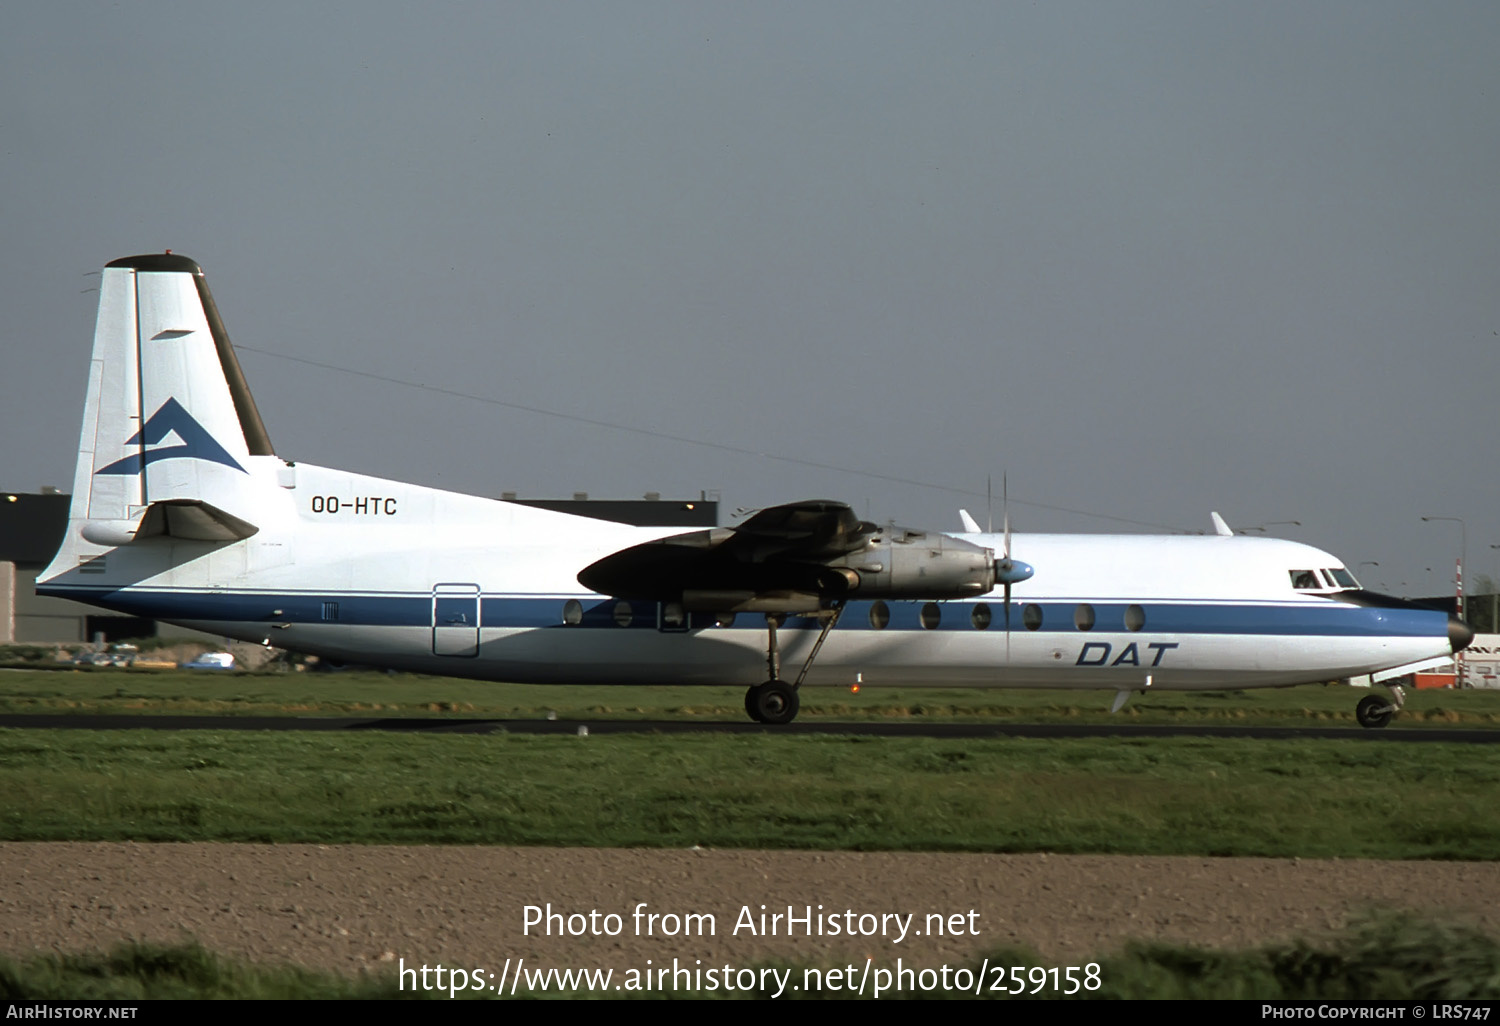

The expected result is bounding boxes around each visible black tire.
[747,680,800,725]
[1356,694,1393,729]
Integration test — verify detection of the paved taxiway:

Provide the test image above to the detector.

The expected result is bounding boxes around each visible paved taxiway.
[0,713,1495,742]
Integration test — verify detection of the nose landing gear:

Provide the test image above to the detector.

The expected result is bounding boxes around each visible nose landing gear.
[1355,680,1406,729]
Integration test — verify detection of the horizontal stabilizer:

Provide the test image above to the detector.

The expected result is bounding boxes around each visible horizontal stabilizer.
[79,499,259,546]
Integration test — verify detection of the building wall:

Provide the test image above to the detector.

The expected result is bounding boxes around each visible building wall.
[1,565,226,646]
[8,566,89,643]
[0,561,12,644]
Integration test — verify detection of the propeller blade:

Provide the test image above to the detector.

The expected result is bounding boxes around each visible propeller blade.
[1004,580,1011,661]
[1002,473,1011,559]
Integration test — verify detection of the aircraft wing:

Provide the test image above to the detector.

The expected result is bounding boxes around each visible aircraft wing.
[578,499,996,613]
[718,500,876,559]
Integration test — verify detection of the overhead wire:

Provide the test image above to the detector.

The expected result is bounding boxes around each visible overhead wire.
[234,344,1190,532]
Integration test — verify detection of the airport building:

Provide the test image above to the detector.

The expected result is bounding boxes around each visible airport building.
[0,490,97,643]
[0,489,717,645]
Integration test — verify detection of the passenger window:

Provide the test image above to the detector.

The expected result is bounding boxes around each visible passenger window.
[869,601,890,630]
[562,599,583,626]
[971,603,991,630]
[613,601,633,627]
[1124,605,1145,632]
[920,602,942,630]
[1290,570,1320,590]
[1023,604,1043,631]
[1074,604,1095,631]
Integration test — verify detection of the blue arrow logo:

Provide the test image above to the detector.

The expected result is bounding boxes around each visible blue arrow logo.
[95,398,246,475]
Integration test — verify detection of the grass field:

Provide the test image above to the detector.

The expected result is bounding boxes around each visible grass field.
[3,914,1497,999]
[4,664,1498,998]
[2,666,1498,856]
[3,666,1499,726]
[3,726,1498,857]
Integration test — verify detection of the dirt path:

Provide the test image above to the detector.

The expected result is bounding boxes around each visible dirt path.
[2,843,1496,978]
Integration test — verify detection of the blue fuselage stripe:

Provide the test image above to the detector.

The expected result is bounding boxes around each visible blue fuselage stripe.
[37,588,1450,640]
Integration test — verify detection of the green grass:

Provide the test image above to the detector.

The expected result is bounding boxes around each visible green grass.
[1080,913,1500,1000]
[3,728,1498,857]
[2,667,1498,726]
[3,914,1497,998]
[0,941,416,1000]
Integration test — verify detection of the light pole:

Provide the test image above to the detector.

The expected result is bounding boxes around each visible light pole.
[1421,516,1466,615]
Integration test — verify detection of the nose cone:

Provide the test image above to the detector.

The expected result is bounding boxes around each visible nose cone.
[1450,617,1475,653]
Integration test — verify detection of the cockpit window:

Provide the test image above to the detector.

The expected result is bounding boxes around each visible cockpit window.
[1290,568,1358,592]
[1328,567,1358,589]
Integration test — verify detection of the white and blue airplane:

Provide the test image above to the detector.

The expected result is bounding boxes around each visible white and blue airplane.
[37,254,1472,727]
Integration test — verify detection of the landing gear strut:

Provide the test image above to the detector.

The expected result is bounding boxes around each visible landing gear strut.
[743,604,844,725]
[1355,680,1406,729]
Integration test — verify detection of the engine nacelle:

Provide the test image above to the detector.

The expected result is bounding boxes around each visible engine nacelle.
[827,529,995,600]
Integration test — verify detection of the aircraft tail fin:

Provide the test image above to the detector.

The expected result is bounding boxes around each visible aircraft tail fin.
[68,253,275,535]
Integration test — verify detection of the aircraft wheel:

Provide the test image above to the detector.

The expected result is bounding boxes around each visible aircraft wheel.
[744,687,763,723]
[747,680,799,725]
[1356,694,1394,729]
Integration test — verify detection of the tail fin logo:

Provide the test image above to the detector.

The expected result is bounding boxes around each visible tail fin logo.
[95,398,246,475]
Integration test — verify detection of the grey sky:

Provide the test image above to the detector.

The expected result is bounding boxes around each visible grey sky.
[3,2,1497,596]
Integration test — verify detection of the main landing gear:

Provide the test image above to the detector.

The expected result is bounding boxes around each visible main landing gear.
[745,679,798,725]
[1355,680,1406,729]
[743,604,845,725]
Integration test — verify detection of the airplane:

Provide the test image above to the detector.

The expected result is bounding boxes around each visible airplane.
[36,253,1473,728]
